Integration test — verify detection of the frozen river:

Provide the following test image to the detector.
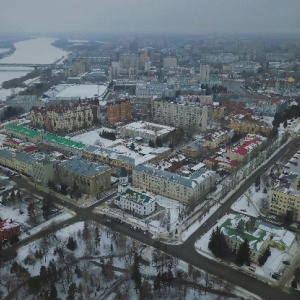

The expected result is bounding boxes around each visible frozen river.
[0,37,68,65]
[0,37,68,101]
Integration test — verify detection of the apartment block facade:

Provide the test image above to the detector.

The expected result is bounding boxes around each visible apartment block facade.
[152,100,208,131]
[132,164,215,203]
[106,99,131,125]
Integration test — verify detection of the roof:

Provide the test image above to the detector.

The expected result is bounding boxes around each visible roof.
[229,137,263,156]
[5,123,41,138]
[220,214,271,252]
[118,188,154,205]
[0,219,20,231]
[45,134,85,150]
[59,157,110,177]
[134,164,215,188]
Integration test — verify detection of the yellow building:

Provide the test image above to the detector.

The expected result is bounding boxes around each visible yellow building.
[269,173,300,222]
[230,120,272,136]
[56,158,111,195]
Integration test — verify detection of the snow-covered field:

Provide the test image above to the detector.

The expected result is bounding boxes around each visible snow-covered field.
[71,128,120,148]
[231,185,268,217]
[55,84,107,98]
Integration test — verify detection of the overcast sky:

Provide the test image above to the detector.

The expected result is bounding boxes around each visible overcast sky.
[1,0,300,35]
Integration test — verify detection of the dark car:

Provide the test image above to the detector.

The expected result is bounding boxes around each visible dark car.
[282,260,290,265]
[272,274,280,280]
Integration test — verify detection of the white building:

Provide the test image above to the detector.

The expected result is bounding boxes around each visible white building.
[118,121,175,141]
[114,167,156,216]
[152,99,208,131]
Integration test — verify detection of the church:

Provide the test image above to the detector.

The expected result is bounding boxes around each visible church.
[114,166,156,216]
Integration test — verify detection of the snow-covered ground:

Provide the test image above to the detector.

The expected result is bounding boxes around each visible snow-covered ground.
[55,84,107,99]
[231,185,267,217]
[71,128,120,148]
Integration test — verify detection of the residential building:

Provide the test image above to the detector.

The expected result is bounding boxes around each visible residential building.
[269,172,300,222]
[56,157,111,195]
[130,96,152,120]
[132,164,215,203]
[152,99,208,131]
[181,140,207,158]
[29,102,100,133]
[0,149,59,184]
[114,167,156,216]
[226,136,264,161]
[136,82,175,98]
[204,156,239,172]
[203,130,230,149]
[200,64,210,82]
[230,119,272,136]
[0,219,20,242]
[106,99,131,125]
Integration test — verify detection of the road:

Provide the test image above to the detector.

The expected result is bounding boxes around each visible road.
[1,137,300,300]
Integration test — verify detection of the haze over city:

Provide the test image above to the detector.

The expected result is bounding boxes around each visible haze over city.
[1,0,300,35]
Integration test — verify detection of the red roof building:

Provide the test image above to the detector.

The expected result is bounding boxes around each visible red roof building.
[227,137,263,161]
[0,219,20,242]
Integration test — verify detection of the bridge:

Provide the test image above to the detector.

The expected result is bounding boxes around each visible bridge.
[0,62,56,69]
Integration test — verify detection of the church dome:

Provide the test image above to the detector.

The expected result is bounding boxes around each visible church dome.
[287,77,295,84]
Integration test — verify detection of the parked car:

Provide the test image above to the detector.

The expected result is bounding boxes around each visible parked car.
[272,274,280,280]
[282,260,290,265]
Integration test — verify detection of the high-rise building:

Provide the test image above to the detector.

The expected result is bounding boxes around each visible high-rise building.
[200,64,210,82]
[106,99,131,125]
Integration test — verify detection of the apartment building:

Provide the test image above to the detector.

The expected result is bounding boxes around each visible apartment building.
[106,99,131,125]
[0,219,20,242]
[29,103,100,133]
[56,158,111,195]
[230,119,272,136]
[132,164,215,203]
[203,130,230,149]
[226,136,264,161]
[152,100,208,131]
[269,173,300,222]
[0,149,57,185]
[181,140,207,158]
